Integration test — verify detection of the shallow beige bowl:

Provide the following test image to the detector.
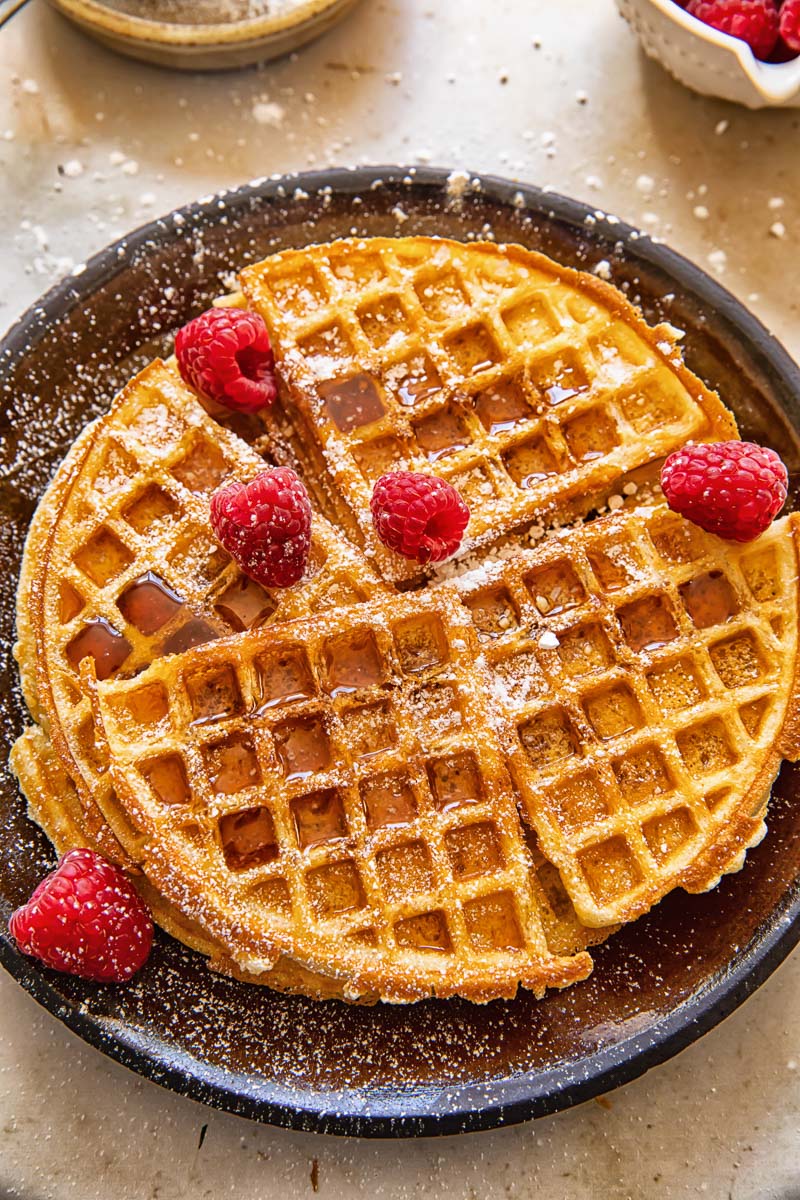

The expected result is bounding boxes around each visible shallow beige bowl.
[46,0,364,70]
[617,0,800,109]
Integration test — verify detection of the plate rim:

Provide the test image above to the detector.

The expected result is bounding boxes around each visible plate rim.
[2,165,800,1138]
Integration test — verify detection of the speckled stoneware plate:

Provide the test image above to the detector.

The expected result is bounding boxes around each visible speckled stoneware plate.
[46,0,364,70]
[2,167,800,1138]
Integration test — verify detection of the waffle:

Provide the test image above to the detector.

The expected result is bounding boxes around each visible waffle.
[11,236,796,1007]
[9,725,371,1001]
[240,236,738,583]
[451,504,800,927]
[12,357,386,868]
[12,724,603,999]
[87,587,595,1002]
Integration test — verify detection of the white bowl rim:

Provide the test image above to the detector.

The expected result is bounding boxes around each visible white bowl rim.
[639,0,800,102]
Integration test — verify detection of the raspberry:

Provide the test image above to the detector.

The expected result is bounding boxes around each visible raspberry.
[780,0,800,52]
[210,467,312,588]
[370,472,470,564]
[175,307,277,414]
[685,0,780,60]
[9,849,153,982]
[661,441,788,542]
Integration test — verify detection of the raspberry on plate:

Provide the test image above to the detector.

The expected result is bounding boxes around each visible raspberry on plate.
[210,467,312,588]
[780,0,800,52]
[175,307,278,413]
[685,0,780,61]
[9,849,153,982]
[661,440,788,542]
[370,471,470,564]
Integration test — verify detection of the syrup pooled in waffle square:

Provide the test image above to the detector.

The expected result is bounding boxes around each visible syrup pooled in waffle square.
[240,236,737,582]
[453,504,800,927]
[12,357,386,866]
[88,588,593,1002]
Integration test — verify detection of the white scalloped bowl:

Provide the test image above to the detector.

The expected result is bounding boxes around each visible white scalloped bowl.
[617,0,800,108]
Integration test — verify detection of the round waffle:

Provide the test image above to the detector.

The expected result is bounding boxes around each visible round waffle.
[12,235,798,1007]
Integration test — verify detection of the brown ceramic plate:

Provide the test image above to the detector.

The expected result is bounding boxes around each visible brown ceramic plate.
[2,168,800,1137]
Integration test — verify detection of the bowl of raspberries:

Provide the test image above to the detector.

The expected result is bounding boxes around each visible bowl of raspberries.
[617,0,800,107]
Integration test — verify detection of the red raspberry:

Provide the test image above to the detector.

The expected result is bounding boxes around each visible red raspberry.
[210,467,312,588]
[9,849,153,982]
[780,0,800,52]
[175,307,277,414]
[685,0,780,60]
[370,472,470,564]
[661,441,787,542]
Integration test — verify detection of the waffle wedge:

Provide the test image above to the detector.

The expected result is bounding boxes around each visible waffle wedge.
[240,236,738,583]
[9,725,375,1001]
[18,707,604,998]
[451,504,800,927]
[13,724,604,1000]
[87,587,595,1002]
[12,357,386,868]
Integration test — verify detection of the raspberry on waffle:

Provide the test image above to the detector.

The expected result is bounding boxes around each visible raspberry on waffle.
[9,848,153,982]
[371,471,470,563]
[175,307,278,414]
[661,440,788,542]
[210,467,313,588]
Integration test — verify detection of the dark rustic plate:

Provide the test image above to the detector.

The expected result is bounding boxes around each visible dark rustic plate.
[2,167,800,1139]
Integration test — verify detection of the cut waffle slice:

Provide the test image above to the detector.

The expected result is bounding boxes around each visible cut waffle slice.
[88,588,593,1003]
[9,726,377,1002]
[240,236,738,583]
[11,724,604,1003]
[13,356,387,865]
[451,504,800,927]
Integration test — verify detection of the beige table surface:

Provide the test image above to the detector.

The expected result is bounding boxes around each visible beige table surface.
[1,1,800,1197]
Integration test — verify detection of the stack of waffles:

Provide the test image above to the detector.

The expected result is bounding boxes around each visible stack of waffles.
[12,237,800,1004]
